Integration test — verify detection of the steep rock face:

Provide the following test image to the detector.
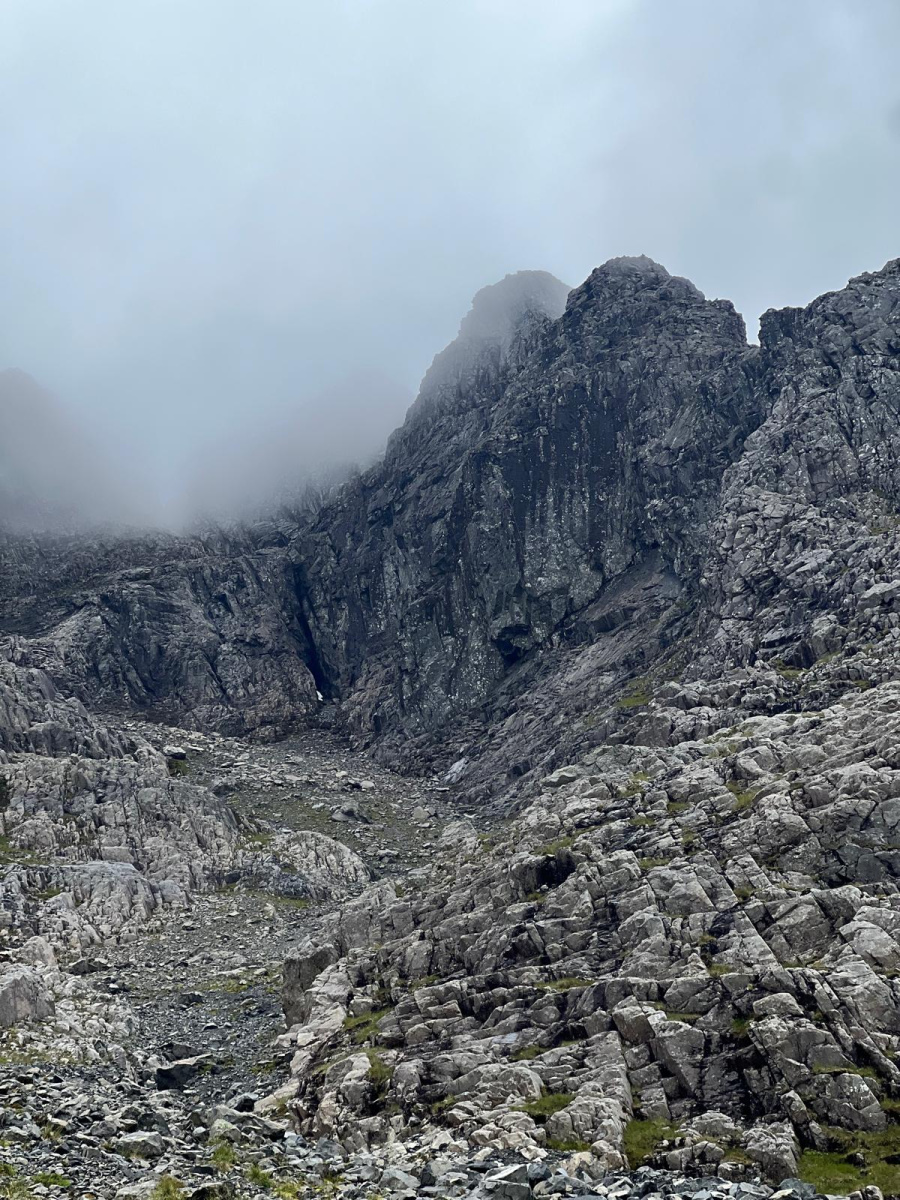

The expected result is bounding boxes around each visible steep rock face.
[391,269,572,448]
[3,256,899,785]
[297,258,760,756]
[703,260,900,669]
[0,528,319,738]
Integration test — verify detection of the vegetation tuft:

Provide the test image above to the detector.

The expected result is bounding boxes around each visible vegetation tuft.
[538,835,576,856]
[726,781,758,811]
[150,1178,185,1200]
[343,1006,392,1044]
[539,977,593,992]
[517,1091,573,1120]
[623,1118,678,1168]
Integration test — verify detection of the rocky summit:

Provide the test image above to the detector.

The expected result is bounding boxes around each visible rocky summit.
[2,256,900,1200]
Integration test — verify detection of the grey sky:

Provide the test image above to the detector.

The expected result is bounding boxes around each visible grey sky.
[1,0,898,522]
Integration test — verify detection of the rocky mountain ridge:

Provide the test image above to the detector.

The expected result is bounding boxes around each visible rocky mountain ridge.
[1,255,900,1199]
[5,257,899,787]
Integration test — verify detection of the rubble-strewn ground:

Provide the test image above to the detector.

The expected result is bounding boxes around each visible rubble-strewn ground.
[0,714,450,1198]
[4,685,900,1200]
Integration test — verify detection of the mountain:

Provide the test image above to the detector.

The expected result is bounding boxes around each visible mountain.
[2,257,900,1198]
[294,257,900,806]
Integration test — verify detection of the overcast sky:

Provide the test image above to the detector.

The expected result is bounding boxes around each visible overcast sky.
[0,0,898,523]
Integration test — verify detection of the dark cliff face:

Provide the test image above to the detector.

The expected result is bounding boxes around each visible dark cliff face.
[295,257,761,755]
[2,256,899,780]
[0,527,320,739]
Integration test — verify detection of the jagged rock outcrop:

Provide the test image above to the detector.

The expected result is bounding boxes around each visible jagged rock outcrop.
[2,254,900,1198]
[285,257,900,808]
[3,257,898,787]
[272,681,900,1180]
[703,260,900,667]
[0,527,320,737]
[391,269,572,447]
[296,258,761,760]
[0,657,367,956]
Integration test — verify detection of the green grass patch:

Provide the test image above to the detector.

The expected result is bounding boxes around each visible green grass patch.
[539,977,593,992]
[726,782,758,811]
[206,974,256,994]
[364,1047,393,1088]
[710,741,741,757]
[798,1124,900,1194]
[246,831,274,848]
[667,801,689,815]
[34,1173,74,1188]
[167,757,190,777]
[723,1149,752,1166]
[268,894,309,910]
[813,1063,878,1079]
[247,1164,274,1190]
[732,1017,752,1037]
[798,1150,867,1195]
[273,1185,303,1200]
[150,1178,185,1200]
[631,816,655,828]
[343,1006,392,1044]
[409,974,438,990]
[664,1010,701,1023]
[624,772,651,796]
[210,1139,236,1171]
[29,886,62,901]
[309,1052,350,1079]
[774,660,806,680]
[538,835,576,856]
[518,1091,573,1120]
[639,857,669,870]
[623,1118,678,1168]
[0,1167,31,1200]
[0,835,43,865]
[511,1045,543,1061]
[546,1137,591,1152]
[708,963,737,977]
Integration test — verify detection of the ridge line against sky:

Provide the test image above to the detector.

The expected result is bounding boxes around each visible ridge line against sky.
[0,0,898,524]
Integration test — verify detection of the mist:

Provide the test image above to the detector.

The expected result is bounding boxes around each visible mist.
[1,0,898,528]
